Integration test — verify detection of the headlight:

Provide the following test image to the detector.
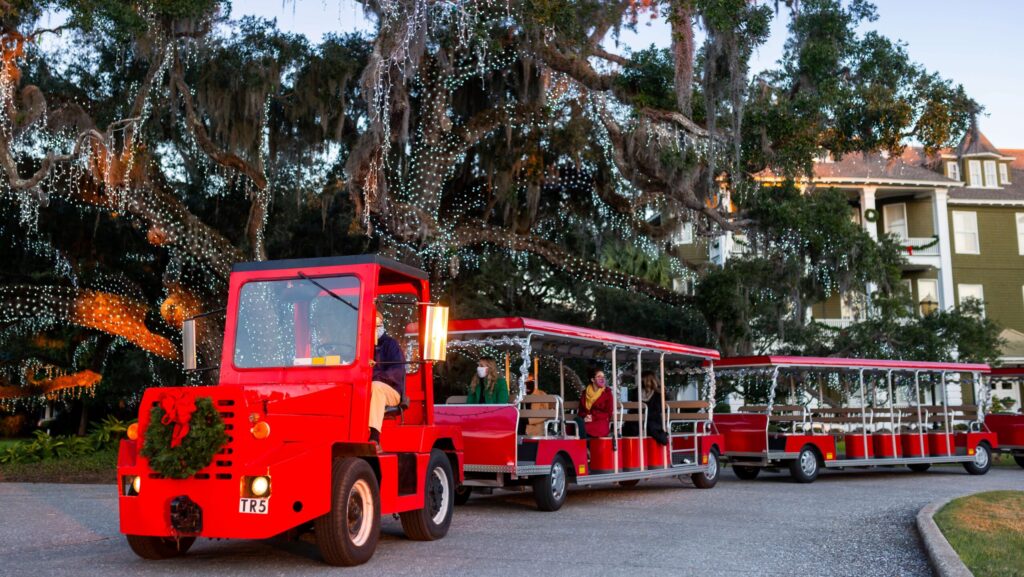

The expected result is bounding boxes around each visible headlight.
[250,476,270,497]
[123,475,141,496]
[132,475,142,494]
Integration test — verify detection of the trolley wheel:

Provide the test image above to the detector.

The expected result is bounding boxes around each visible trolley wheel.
[617,479,640,488]
[315,458,381,566]
[126,535,195,560]
[691,449,720,489]
[962,442,992,476]
[454,485,473,505]
[1015,454,1024,469]
[532,454,569,511]
[789,446,820,483]
[400,450,455,540]
[732,464,761,480]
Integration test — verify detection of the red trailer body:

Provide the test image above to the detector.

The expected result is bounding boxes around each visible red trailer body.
[420,317,724,511]
[117,256,462,565]
[715,356,997,482]
[986,368,1024,468]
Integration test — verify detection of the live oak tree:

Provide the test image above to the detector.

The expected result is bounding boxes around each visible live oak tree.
[0,0,996,416]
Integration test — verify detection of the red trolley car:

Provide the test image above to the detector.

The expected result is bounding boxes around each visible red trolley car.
[714,356,997,482]
[985,367,1024,468]
[426,317,723,511]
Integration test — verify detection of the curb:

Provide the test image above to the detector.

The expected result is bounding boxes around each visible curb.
[916,496,973,577]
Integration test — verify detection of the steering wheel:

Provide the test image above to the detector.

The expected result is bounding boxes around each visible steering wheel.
[315,342,355,359]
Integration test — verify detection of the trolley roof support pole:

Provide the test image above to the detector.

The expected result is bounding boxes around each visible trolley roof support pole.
[765,367,779,457]
[637,349,644,470]
[859,369,869,458]
[941,371,951,454]
[887,370,897,456]
[612,347,619,473]
[558,358,565,437]
[914,370,925,456]
[660,353,668,470]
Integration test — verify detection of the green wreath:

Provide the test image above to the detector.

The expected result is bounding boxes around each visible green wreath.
[863,208,879,223]
[141,396,228,479]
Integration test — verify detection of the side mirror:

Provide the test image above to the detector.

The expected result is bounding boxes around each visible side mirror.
[422,305,449,362]
[183,318,197,371]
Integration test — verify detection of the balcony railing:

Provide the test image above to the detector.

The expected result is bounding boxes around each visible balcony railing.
[897,236,940,257]
[813,318,855,329]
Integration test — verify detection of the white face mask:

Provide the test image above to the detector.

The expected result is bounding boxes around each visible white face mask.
[376,326,385,340]
[476,366,488,378]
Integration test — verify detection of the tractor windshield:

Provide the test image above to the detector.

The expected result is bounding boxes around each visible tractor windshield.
[233,275,360,368]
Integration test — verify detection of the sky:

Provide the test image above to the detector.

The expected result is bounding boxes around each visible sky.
[240,0,1021,147]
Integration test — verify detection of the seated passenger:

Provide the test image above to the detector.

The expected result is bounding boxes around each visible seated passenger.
[575,368,613,438]
[519,378,552,436]
[467,357,509,404]
[622,372,669,445]
[369,311,404,448]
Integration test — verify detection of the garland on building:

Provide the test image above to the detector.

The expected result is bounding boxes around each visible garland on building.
[905,235,939,255]
[140,393,227,479]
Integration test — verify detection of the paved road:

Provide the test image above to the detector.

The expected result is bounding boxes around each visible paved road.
[1,467,1021,577]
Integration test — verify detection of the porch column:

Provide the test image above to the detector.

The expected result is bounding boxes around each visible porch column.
[932,188,956,311]
[860,187,878,241]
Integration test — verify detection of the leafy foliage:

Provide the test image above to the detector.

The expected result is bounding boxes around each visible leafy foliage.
[0,416,130,464]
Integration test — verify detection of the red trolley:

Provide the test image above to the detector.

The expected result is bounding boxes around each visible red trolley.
[985,367,1024,469]
[714,356,997,483]
[423,317,723,511]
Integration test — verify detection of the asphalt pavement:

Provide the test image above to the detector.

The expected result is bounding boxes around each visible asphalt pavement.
[1,466,1022,577]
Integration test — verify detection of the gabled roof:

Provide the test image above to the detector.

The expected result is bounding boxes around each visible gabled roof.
[1003,149,1024,170]
[956,129,1007,157]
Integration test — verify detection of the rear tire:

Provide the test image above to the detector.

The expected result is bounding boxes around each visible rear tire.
[400,450,455,541]
[315,458,380,566]
[962,442,992,476]
[454,485,473,505]
[789,446,820,483]
[732,464,761,480]
[617,479,640,488]
[126,535,195,560]
[533,454,569,511]
[691,449,720,489]
[907,463,931,473]
[1015,454,1024,469]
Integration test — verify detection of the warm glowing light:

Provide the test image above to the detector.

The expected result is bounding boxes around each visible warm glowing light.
[423,305,449,362]
[127,423,139,441]
[250,476,270,497]
[250,420,271,440]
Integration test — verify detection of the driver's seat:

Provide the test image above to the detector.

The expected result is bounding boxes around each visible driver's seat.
[384,394,410,423]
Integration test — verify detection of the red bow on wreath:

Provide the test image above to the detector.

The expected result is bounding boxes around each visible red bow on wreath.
[159,392,197,448]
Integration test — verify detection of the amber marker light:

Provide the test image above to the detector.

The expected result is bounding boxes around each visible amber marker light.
[251,420,271,440]
[126,423,139,441]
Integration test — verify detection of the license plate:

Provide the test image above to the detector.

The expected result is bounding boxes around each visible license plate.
[239,498,268,514]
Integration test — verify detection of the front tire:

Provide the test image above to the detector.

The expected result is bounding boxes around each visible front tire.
[789,446,820,483]
[1015,454,1024,469]
[732,464,761,480]
[962,442,992,476]
[126,535,195,560]
[400,450,455,540]
[315,458,381,566]
[533,454,570,511]
[691,449,720,489]
[907,463,931,473]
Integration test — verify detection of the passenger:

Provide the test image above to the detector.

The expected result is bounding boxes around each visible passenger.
[467,357,509,404]
[520,378,553,436]
[622,372,669,445]
[369,311,404,449]
[575,368,613,438]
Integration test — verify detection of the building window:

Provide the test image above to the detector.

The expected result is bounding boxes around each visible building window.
[918,279,939,316]
[883,203,908,240]
[967,160,982,187]
[952,211,980,254]
[1017,213,1024,255]
[1000,163,1010,184]
[984,160,998,188]
[676,222,693,245]
[947,161,960,181]
[957,283,985,317]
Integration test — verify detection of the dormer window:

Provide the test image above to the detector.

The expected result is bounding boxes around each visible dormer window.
[967,160,982,187]
[984,160,998,188]
[1000,163,1010,184]
[947,161,960,181]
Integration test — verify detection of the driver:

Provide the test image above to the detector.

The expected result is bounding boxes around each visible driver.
[369,311,404,448]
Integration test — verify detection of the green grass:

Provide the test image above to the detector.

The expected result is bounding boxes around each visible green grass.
[0,438,27,449]
[933,490,1024,577]
[0,448,117,484]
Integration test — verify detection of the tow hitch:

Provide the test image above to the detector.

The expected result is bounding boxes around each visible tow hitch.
[170,496,203,534]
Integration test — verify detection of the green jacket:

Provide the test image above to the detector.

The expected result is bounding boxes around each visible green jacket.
[467,378,509,404]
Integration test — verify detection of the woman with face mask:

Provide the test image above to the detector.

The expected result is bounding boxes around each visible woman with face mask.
[575,367,613,438]
[467,357,509,404]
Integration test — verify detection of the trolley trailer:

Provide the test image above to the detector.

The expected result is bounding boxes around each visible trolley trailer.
[714,356,997,483]
[420,317,724,511]
[985,368,1024,468]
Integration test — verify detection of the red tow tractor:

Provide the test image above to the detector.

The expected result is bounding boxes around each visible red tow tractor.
[715,356,998,482]
[423,317,723,510]
[117,256,460,565]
